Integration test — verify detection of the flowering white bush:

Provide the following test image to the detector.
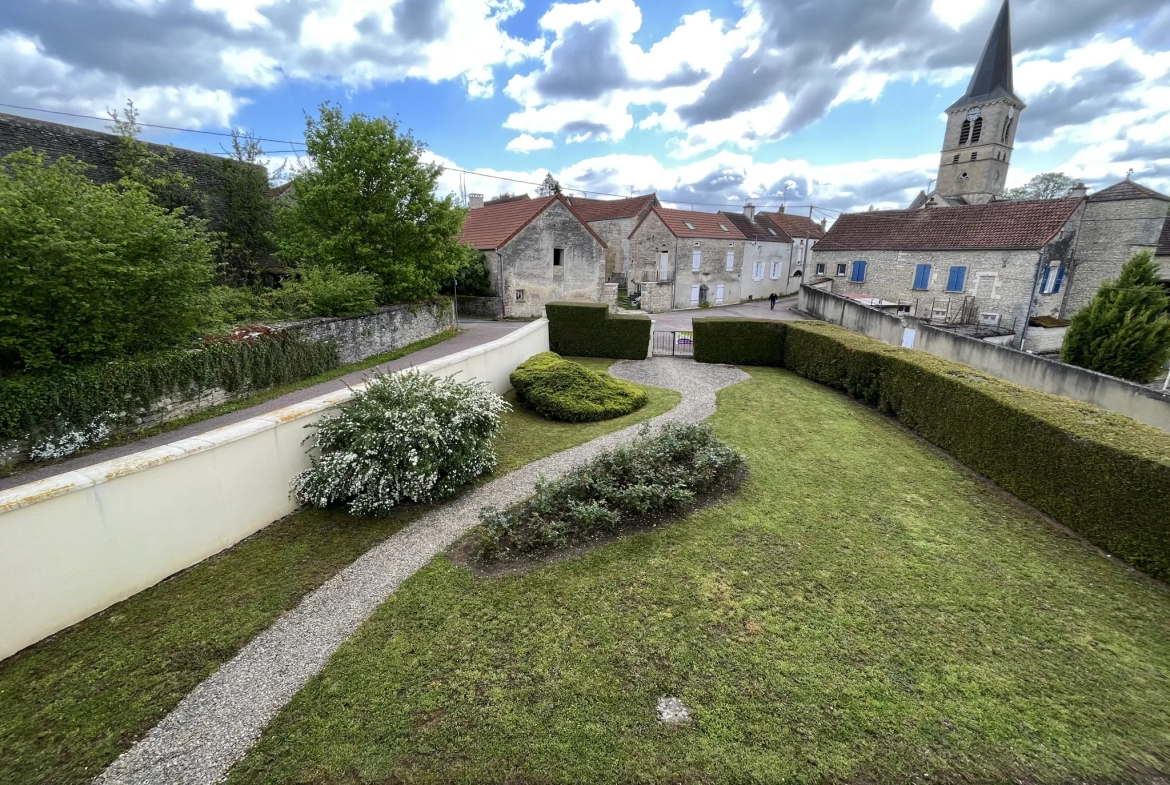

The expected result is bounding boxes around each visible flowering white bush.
[292,371,510,515]
[29,413,118,461]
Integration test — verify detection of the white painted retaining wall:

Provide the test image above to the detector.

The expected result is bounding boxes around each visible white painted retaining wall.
[0,319,550,660]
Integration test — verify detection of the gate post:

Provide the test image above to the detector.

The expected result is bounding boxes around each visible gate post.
[647,320,655,359]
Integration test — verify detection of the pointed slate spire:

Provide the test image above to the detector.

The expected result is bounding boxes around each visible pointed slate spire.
[948,0,1024,111]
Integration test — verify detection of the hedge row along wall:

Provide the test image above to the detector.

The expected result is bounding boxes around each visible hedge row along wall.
[0,333,338,445]
[692,318,1170,580]
[546,302,650,360]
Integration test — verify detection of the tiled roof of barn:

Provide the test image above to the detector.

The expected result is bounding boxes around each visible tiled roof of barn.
[484,194,531,206]
[566,193,659,223]
[1087,180,1170,203]
[720,211,793,243]
[458,194,607,250]
[1156,217,1170,257]
[629,206,748,240]
[756,210,826,240]
[816,198,1082,252]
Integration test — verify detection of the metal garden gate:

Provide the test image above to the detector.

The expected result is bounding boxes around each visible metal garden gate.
[652,331,694,357]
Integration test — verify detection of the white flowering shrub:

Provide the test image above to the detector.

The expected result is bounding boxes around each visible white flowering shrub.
[292,371,510,516]
[29,413,117,461]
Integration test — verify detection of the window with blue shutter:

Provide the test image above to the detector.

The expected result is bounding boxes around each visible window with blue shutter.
[1053,265,1066,294]
[1041,264,1067,294]
[850,260,867,282]
[945,266,967,292]
[913,264,932,290]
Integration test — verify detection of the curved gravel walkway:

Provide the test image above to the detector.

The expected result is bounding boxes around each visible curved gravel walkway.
[94,358,748,785]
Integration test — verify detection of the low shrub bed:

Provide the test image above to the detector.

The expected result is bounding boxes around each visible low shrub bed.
[546,302,650,359]
[693,318,1170,579]
[0,332,338,454]
[476,422,745,561]
[510,352,648,422]
[292,371,509,516]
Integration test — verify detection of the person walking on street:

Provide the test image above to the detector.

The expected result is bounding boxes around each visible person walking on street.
[769,292,778,310]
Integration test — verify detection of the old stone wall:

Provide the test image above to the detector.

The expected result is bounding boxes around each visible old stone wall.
[0,112,260,233]
[456,295,504,319]
[489,201,605,318]
[1062,196,1169,317]
[639,281,674,314]
[281,301,454,365]
[588,216,639,277]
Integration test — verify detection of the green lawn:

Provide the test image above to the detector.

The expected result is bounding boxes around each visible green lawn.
[228,367,1170,785]
[0,358,674,785]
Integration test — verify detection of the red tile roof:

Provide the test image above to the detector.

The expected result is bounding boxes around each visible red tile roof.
[816,199,1082,252]
[630,206,747,240]
[565,193,658,223]
[1088,180,1170,203]
[720,211,793,243]
[458,194,607,250]
[757,210,826,240]
[752,213,796,242]
[485,194,531,206]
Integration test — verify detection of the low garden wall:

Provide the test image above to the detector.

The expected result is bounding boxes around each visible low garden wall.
[692,316,1170,583]
[0,319,550,660]
[455,295,503,320]
[281,300,453,365]
[799,285,1170,431]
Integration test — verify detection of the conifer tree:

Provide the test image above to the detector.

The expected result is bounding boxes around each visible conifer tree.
[1061,251,1170,382]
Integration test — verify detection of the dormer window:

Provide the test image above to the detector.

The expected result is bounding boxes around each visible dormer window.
[767,228,776,235]
[684,221,696,231]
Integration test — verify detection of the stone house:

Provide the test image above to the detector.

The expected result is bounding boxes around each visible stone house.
[722,206,799,299]
[458,194,608,318]
[814,198,1085,341]
[564,194,660,279]
[1061,180,1170,316]
[756,208,826,282]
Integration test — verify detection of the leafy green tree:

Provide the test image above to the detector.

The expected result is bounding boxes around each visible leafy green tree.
[106,100,205,217]
[1061,251,1170,382]
[1004,172,1076,200]
[442,247,494,296]
[212,129,278,283]
[0,151,215,371]
[537,173,562,196]
[273,103,467,302]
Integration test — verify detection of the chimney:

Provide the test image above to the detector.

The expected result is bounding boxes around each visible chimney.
[778,204,786,213]
[469,193,484,210]
[820,218,827,230]
[1069,181,1088,200]
[743,202,756,221]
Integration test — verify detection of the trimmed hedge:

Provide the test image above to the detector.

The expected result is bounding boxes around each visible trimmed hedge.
[546,302,650,360]
[694,318,1170,580]
[693,318,786,366]
[0,333,338,444]
[510,352,648,422]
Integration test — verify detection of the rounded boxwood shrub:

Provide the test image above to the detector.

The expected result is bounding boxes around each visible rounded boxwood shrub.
[292,371,509,515]
[510,352,648,423]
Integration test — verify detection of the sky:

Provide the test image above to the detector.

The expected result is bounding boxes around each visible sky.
[1,0,1168,220]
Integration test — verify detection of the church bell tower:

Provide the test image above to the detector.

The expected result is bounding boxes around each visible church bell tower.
[935,0,1025,204]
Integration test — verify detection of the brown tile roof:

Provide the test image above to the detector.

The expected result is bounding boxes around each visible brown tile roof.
[756,210,826,239]
[566,193,658,223]
[720,211,793,243]
[1088,179,1170,203]
[630,206,747,240]
[458,194,607,250]
[816,198,1082,252]
[753,213,797,242]
[485,194,531,206]
[1156,217,1170,257]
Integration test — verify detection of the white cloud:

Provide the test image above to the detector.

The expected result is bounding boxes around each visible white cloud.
[931,0,989,31]
[505,134,555,153]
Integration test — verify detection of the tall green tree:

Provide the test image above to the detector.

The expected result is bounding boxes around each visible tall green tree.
[213,129,278,283]
[274,103,467,301]
[0,151,215,371]
[538,173,562,196]
[1004,172,1076,200]
[1061,251,1170,382]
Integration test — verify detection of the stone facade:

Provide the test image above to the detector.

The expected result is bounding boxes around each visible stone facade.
[639,281,674,314]
[935,100,1020,204]
[741,239,796,300]
[814,243,1071,336]
[627,212,748,309]
[281,301,454,365]
[486,200,606,318]
[1061,195,1170,317]
[589,216,640,277]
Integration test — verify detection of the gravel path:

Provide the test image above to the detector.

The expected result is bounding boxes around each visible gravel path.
[94,358,748,785]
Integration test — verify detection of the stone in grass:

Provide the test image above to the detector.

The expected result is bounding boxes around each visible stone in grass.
[657,696,691,725]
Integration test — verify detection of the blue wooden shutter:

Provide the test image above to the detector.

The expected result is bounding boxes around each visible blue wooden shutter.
[946,266,966,291]
[913,264,932,289]
[851,260,867,282]
[1053,265,1066,293]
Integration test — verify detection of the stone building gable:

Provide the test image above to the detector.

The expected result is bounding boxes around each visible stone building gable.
[488,200,605,318]
[627,210,749,309]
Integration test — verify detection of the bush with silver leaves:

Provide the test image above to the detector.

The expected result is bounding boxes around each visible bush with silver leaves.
[292,371,509,515]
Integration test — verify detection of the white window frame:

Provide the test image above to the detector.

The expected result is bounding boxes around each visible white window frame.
[690,284,700,304]
[692,246,701,271]
[815,263,826,275]
[770,262,781,279]
[715,284,725,304]
[835,262,847,277]
[725,248,735,271]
